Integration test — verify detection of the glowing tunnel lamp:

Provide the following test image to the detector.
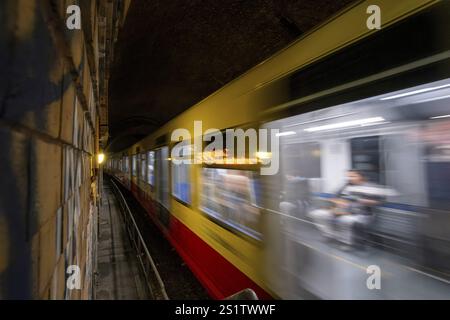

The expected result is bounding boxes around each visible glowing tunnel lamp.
[97,153,105,164]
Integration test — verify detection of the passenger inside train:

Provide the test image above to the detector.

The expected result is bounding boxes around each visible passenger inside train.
[308,169,382,249]
[264,78,450,299]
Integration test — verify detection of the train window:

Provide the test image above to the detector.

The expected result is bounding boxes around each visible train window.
[124,156,129,173]
[350,136,381,183]
[200,168,261,239]
[147,151,155,185]
[138,154,141,177]
[132,155,137,176]
[171,143,192,204]
[156,147,170,209]
[282,142,321,178]
[140,153,147,181]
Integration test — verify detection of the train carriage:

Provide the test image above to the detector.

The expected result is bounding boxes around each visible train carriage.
[106,0,450,299]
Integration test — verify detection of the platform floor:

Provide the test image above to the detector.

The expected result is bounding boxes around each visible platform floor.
[95,184,150,300]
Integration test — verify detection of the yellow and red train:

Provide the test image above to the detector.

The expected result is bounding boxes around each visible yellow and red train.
[106,0,450,299]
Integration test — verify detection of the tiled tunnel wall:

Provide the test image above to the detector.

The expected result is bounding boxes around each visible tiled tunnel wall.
[0,1,105,299]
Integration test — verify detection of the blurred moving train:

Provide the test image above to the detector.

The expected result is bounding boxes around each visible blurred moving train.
[106,0,450,299]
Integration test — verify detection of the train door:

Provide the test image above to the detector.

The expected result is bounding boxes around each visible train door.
[131,154,138,194]
[147,150,155,187]
[140,153,146,184]
[138,153,146,198]
[123,155,130,188]
[171,142,192,205]
[155,146,170,227]
[421,120,450,273]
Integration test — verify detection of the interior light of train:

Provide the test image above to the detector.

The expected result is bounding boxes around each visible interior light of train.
[415,94,450,105]
[276,131,296,137]
[380,83,450,100]
[97,153,105,164]
[284,111,358,128]
[430,114,450,119]
[304,116,385,132]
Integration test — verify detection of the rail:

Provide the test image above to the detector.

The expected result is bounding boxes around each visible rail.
[110,178,169,300]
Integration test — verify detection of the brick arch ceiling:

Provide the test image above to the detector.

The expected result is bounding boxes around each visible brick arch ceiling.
[108,0,354,152]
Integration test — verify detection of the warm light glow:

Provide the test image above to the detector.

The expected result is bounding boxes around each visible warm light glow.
[256,151,272,159]
[97,153,105,164]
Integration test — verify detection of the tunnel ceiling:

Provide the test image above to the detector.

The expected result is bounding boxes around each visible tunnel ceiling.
[108,0,355,152]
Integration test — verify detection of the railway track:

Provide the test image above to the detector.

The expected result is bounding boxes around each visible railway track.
[107,175,209,300]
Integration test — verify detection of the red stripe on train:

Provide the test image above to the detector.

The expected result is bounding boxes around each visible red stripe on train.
[127,179,272,300]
